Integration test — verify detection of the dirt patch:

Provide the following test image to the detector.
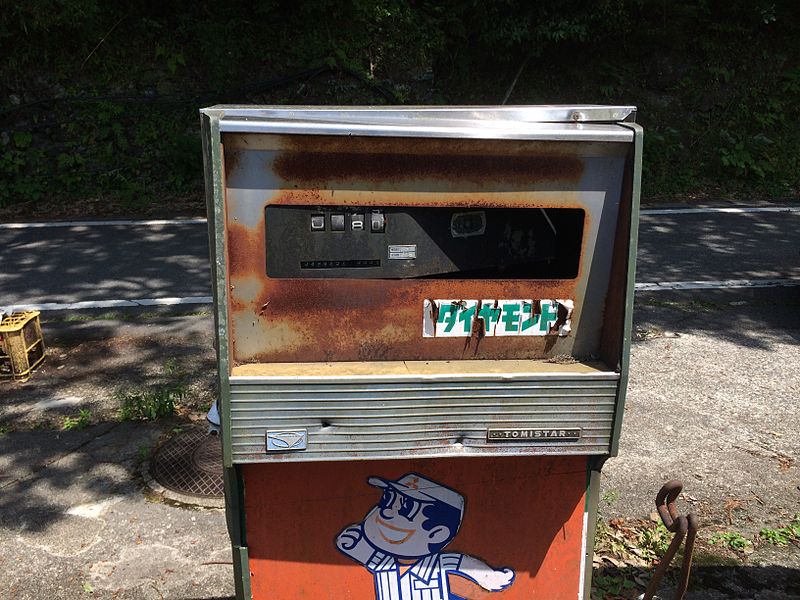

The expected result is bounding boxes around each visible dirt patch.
[0,316,216,431]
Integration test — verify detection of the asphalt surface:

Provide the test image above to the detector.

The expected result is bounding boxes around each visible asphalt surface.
[0,222,211,307]
[1,207,799,599]
[1,208,799,308]
[1,287,798,600]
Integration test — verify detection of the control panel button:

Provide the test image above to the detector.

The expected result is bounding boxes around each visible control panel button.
[370,210,385,233]
[330,214,345,231]
[310,214,325,231]
[351,214,365,231]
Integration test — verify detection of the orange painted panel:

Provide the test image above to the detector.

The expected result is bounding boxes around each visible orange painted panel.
[244,456,587,600]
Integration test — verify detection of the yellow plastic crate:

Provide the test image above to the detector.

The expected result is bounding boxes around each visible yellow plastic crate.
[0,311,46,381]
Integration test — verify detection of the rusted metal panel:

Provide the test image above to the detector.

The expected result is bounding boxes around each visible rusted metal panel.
[243,455,589,600]
[222,134,627,364]
[202,106,642,600]
[271,144,585,186]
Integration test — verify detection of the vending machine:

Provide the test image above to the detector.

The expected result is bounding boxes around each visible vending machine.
[201,105,642,600]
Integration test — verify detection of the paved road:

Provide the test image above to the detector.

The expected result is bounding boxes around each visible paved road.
[0,208,798,309]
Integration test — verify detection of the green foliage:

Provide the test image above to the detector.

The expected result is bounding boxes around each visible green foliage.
[62,408,92,431]
[117,383,184,421]
[601,489,620,506]
[711,531,752,552]
[1,1,799,210]
[591,572,637,599]
[637,524,671,560]
[759,516,800,546]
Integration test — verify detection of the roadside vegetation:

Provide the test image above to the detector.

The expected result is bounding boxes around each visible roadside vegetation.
[2,1,798,218]
[116,358,187,421]
[592,514,800,598]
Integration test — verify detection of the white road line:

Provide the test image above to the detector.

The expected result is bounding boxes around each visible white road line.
[641,206,800,216]
[1,205,798,228]
[6,296,213,312]
[635,279,800,291]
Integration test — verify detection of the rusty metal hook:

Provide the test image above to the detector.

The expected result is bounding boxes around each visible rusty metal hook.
[641,480,700,600]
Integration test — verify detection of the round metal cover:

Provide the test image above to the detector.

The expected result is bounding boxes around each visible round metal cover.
[151,427,224,499]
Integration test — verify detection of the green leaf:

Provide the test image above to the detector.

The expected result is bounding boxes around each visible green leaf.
[13,131,33,148]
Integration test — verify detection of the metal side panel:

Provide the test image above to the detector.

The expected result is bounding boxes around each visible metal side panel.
[227,373,620,463]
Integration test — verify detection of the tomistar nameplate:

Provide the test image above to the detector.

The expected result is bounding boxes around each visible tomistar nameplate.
[487,428,582,442]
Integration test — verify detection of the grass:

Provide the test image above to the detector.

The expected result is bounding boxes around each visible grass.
[62,408,92,431]
[56,309,211,323]
[592,572,638,599]
[117,357,188,421]
[117,383,184,421]
[636,524,671,561]
[594,518,671,566]
[759,516,800,546]
[710,531,751,552]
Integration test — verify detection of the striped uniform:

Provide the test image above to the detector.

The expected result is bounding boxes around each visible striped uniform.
[366,551,463,600]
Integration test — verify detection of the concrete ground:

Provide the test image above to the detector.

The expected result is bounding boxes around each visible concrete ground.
[0,286,798,599]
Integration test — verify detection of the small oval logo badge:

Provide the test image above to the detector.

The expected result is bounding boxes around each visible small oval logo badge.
[266,430,307,452]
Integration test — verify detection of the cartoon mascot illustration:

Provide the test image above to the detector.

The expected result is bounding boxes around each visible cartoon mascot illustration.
[336,473,515,600]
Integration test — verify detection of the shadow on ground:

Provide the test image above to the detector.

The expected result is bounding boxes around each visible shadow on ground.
[634,286,800,351]
[594,564,800,599]
[0,421,170,534]
[0,314,216,428]
[0,223,210,305]
[637,211,800,287]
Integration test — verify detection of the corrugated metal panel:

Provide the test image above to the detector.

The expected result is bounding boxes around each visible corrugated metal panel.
[228,374,619,463]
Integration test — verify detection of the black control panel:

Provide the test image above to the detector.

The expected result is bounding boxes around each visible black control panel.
[265,205,584,279]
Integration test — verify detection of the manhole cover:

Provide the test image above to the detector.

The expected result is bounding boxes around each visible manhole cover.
[151,428,224,499]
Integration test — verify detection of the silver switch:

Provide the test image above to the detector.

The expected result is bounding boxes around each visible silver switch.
[370,210,385,233]
[310,215,325,231]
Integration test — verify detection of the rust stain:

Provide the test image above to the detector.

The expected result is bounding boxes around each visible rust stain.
[227,220,266,279]
[463,299,486,357]
[230,277,579,364]
[273,150,583,186]
[226,207,584,362]
[272,190,586,209]
[550,302,571,335]
[270,188,591,211]
[278,133,580,157]
[274,188,325,205]
[224,134,594,364]
[426,298,439,338]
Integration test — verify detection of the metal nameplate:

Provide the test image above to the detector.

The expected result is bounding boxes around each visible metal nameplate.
[266,429,307,452]
[487,428,582,442]
[388,244,417,260]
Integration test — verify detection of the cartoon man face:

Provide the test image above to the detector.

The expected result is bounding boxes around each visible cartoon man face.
[361,475,462,558]
[336,472,515,599]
